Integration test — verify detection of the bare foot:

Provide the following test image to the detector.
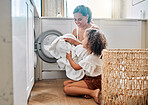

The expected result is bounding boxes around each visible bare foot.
[92,89,101,104]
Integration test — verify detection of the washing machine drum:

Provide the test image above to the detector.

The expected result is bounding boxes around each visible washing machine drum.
[35,30,62,63]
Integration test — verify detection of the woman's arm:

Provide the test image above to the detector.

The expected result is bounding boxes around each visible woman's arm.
[66,51,82,70]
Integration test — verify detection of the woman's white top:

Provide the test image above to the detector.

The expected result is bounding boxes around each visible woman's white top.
[78,53,102,77]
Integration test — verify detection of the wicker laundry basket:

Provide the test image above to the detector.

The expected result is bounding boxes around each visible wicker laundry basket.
[102,49,148,105]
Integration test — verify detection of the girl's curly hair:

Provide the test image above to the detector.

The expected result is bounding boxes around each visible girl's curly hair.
[85,28,107,56]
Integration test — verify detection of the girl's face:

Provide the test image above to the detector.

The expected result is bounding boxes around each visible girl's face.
[82,32,88,49]
[74,13,88,28]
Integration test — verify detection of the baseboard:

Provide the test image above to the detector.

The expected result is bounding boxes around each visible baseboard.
[42,70,67,79]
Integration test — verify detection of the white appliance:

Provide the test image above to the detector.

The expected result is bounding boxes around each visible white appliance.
[34,18,76,79]
[12,0,35,104]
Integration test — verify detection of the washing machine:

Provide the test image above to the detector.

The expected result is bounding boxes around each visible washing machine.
[34,17,76,79]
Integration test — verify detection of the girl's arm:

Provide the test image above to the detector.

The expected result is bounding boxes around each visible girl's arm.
[66,51,82,70]
[64,38,81,46]
[64,28,81,46]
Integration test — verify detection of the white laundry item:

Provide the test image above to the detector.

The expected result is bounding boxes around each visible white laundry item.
[48,34,88,81]
[57,45,88,81]
[65,63,85,81]
[56,58,66,70]
[48,34,76,59]
[74,45,88,61]
[44,45,51,51]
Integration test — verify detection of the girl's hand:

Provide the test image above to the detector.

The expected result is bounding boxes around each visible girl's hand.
[66,51,72,60]
[66,51,82,70]
[64,38,80,46]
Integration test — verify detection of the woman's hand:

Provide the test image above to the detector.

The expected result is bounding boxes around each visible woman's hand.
[64,38,81,46]
[66,51,72,60]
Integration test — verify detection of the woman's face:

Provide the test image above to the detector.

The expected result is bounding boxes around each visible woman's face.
[82,32,88,49]
[74,13,88,28]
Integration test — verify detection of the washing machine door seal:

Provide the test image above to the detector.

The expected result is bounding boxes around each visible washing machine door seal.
[34,52,38,69]
[35,30,62,63]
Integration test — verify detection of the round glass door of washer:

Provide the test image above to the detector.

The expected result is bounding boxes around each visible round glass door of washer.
[35,30,62,63]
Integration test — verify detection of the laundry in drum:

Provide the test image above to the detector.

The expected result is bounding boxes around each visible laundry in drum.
[43,35,59,51]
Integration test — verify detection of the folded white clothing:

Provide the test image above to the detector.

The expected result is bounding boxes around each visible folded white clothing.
[48,34,88,81]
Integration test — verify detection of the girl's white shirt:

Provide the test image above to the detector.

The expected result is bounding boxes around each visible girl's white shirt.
[78,53,102,77]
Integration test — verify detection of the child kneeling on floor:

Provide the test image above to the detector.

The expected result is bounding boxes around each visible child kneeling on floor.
[63,28,107,104]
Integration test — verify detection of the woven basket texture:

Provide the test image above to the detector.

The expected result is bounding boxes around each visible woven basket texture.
[102,49,148,105]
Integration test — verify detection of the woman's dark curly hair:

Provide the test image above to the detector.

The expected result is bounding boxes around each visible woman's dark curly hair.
[73,5,92,23]
[85,28,107,56]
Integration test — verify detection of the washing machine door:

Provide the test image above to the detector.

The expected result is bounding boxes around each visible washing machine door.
[35,30,62,63]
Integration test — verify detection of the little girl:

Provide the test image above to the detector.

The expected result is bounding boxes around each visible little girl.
[63,28,107,104]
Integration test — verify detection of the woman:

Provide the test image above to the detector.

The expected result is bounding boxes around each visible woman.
[63,5,101,103]
[64,5,99,85]
[64,5,99,46]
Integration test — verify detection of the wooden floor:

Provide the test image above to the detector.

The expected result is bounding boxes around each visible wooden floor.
[28,79,99,105]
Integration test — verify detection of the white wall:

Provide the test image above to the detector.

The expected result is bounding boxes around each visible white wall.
[132,0,148,19]
[122,0,148,19]
[0,0,13,105]
[33,0,41,17]
[121,0,148,49]
[66,0,112,18]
